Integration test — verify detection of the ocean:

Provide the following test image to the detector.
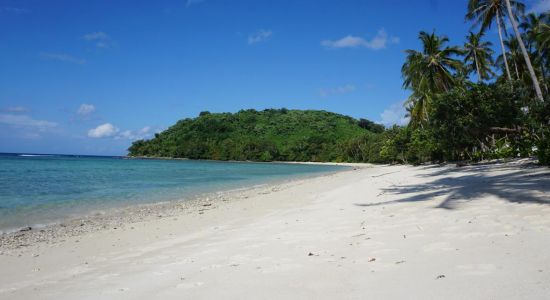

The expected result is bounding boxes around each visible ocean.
[0,153,346,232]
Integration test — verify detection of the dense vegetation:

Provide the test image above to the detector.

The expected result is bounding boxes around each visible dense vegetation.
[130,1,549,165]
[128,109,383,162]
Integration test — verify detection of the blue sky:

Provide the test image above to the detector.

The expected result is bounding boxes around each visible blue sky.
[1,0,549,155]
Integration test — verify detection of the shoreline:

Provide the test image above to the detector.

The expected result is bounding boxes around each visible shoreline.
[0,165,357,250]
[1,160,549,299]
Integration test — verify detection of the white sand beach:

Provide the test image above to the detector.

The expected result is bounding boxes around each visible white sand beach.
[1,160,549,299]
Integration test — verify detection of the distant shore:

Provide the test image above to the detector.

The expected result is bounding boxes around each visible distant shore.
[1,159,549,299]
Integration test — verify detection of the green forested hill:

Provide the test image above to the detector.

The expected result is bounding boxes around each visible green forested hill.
[128,109,383,162]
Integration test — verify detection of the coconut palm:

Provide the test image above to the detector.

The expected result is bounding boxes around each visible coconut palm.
[521,13,545,50]
[503,0,544,101]
[538,19,550,50]
[465,0,524,82]
[521,13,549,92]
[402,31,464,126]
[539,22,550,56]
[497,36,526,81]
[405,88,439,129]
[463,31,495,81]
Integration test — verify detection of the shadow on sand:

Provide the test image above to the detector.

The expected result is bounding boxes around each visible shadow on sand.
[355,161,550,210]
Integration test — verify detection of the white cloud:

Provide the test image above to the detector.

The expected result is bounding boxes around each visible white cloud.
[321,29,399,50]
[531,0,550,13]
[0,114,57,131]
[82,32,113,49]
[88,123,119,138]
[186,0,206,7]
[140,126,151,134]
[379,101,409,127]
[319,84,356,97]
[2,106,29,113]
[248,29,273,44]
[77,104,95,116]
[40,53,86,64]
[115,126,153,140]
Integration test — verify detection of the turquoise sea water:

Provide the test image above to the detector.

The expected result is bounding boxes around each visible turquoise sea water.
[0,153,346,232]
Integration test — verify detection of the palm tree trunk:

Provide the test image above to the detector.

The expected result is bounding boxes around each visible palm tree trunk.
[474,51,482,81]
[539,55,548,94]
[514,59,520,80]
[497,11,513,81]
[504,0,544,102]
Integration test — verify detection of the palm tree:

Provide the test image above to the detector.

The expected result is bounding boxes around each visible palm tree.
[496,37,531,85]
[537,19,550,52]
[521,13,544,50]
[497,36,528,82]
[466,0,524,82]
[402,31,464,126]
[405,90,432,128]
[503,0,544,101]
[536,12,550,51]
[463,31,495,81]
[521,13,548,92]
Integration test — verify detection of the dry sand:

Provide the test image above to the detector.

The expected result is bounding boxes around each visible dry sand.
[1,160,549,299]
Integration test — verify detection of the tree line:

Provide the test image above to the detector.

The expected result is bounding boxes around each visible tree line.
[388,0,549,164]
[130,0,549,165]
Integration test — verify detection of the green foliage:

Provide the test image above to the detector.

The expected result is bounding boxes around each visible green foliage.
[129,14,550,166]
[402,31,465,127]
[428,82,527,160]
[379,126,411,164]
[537,134,550,165]
[128,109,379,162]
[463,31,495,81]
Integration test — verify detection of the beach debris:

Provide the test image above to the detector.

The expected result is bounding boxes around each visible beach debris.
[403,234,407,239]
[202,203,212,207]
[395,260,405,264]
[308,252,318,256]
[20,227,32,232]
[435,275,446,280]
[368,257,376,262]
